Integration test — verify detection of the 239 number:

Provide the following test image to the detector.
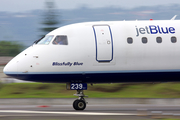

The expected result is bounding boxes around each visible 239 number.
[70,83,87,90]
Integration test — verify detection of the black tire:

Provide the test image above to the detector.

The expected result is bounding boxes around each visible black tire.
[73,99,79,110]
[73,99,86,110]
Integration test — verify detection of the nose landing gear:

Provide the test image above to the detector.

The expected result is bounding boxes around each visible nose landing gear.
[73,90,88,110]
[66,83,88,110]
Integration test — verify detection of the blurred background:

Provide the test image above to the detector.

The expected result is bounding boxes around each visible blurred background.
[0,0,180,51]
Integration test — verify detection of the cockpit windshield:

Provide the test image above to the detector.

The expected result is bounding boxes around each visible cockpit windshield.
[52,36,68,45]
[36,35,54,45]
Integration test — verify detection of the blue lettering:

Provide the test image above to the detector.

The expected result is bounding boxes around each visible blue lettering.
[139,28,145,34]
[136,26,139,36]
[52,62,56,66]
[169,27,175,33]
[53,62,83,66]
[157,25,162,34]
[136,25,175,36]
[149,25,158,34]
[161,27,168,34]
[74,62,83,66]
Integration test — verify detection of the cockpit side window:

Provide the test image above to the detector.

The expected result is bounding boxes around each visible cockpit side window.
[53,36,68,45]
[36,35,54,45]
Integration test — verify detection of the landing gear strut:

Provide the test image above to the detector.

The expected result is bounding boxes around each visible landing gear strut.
[66,83,88,110]
[73,90,88,110]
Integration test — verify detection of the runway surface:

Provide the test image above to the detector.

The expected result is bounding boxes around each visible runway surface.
[0,104,180,120]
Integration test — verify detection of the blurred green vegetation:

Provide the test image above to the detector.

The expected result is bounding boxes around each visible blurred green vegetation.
[40,1,60,37]
[0,41,24,56]
[0,82,180,98]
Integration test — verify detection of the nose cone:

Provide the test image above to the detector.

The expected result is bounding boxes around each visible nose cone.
[3,58,18,77]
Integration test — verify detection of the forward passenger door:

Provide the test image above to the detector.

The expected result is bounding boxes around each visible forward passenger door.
[93,25,113,62]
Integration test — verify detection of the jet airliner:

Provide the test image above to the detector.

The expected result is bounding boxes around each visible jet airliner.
[3,17,180,110]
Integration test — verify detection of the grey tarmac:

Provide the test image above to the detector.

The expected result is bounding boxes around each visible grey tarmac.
[0,104,180,120]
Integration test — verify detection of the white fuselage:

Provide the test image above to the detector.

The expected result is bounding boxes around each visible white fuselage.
[3,20,180,83]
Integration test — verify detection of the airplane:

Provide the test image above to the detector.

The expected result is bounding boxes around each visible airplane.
[3,16,180,110]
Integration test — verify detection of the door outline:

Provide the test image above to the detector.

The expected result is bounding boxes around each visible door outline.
[93,25,114,62]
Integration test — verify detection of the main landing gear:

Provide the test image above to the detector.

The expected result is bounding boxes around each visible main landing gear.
[73,90,88,110]
[66,83,88,110]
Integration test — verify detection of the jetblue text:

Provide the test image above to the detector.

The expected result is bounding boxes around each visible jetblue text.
[136,25,175,37]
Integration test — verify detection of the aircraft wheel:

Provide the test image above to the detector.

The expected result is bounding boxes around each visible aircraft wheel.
[73,99,86,110]
[73,99,79,109]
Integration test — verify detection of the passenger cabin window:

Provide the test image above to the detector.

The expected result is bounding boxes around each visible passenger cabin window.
[156,37,162,43]
[127,37,133,44]
[142,37,148,44]
[36,35,54,45]
[171,36,177,43]
[53,36,68,45]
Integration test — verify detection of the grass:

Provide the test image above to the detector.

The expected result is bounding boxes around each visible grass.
[0,82,180,98]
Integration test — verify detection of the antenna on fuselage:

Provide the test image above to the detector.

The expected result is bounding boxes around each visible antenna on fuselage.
[171,15,177,20]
